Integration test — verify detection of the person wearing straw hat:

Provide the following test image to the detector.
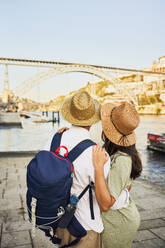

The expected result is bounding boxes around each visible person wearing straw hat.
[44,91,130,248]
[92,102,142,248]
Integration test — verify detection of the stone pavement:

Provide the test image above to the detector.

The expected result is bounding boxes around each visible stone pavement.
[0,154,165,248]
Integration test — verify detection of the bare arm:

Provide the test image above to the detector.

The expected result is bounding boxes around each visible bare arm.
[92,146,116,212]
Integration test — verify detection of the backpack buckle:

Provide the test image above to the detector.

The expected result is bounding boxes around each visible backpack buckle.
[55,146,69,157]
[57,206,65,217]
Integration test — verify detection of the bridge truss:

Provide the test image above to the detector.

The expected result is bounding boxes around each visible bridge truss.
[1,57,165,105]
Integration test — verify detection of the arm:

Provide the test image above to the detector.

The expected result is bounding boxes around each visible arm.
[92,146,116,211]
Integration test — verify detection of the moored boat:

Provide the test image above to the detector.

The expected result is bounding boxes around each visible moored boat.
[147,132,165,152]
[19,111,51,123]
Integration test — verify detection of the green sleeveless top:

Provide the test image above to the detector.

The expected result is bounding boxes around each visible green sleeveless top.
[101,151,140,248]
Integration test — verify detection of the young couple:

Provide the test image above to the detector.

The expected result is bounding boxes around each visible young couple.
[45,91,142,248]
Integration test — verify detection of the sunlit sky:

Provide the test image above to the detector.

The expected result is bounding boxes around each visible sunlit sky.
[0,0,165,102]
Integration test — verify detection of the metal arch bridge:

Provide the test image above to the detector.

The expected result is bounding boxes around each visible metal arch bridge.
[1,57,165,104]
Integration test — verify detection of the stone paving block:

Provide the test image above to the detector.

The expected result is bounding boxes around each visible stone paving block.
[21,190,27,196]
[18,185,27,192]
[0,197,21,210]
[8,172,18,180]
[17,168,26,174]
[18,191,27,199]
[22,198,27,208]
[19,176,27,182]
[135,196,165,210]
[13,159,32,169]
[3,185,20,193]
[0,209,24,223]
[150,227,165,240]
[6,180,20,189]
[18,177,26,182]
[24,211,30,222]
[0,216,3,224]
[8,182,20,189]
[131,186,158,200]
[19,182,27,188]
[1,230,31,247]
[140,208,165,221]
[132,238,165,248]
[14,245,32,248]
[7,175,18,182]
[0,172,6,179]
[32,229,59,248]
[3,191,20,198]
[5,168,17,173]
[0,178,7,188]
[3,221,31,233]
[16,164,29,169]
[139,218,165,230]
[134,230,156,242]
[135,204,145,211]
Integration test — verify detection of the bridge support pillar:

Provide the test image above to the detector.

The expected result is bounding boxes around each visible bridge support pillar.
[2,64,11,103]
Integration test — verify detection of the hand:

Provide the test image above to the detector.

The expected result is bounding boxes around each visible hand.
[92,145,109,170]
[57,127,69,134]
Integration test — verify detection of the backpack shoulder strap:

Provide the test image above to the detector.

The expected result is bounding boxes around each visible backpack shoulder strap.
[50,132,63,152]
[67,139,96,163]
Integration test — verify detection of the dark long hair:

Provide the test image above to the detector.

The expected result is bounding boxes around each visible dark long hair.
[102,132,142,180]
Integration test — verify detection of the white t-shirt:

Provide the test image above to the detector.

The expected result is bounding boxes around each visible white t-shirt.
[44,125,129,233]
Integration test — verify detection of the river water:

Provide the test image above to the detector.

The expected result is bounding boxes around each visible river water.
[0,115,165,186]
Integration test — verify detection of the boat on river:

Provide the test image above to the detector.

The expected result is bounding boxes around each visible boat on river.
[147,132,165,152]
[19,111,50,123]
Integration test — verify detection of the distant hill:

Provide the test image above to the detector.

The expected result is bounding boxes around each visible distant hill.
[45,80,111,111]
[2,77,164,114]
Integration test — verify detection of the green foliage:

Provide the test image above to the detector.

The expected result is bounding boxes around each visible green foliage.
[139,93,163,105]
[156,107,161,115]
[55,95,65,103]
[155,93,162,103]
[95,81,110,97]
[138,106,145,111]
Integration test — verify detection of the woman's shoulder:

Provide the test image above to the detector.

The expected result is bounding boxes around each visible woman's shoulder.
[111,151,132,166]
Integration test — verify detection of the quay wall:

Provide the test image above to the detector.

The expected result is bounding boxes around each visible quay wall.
[137,105,165,115]
[0,112,22,126]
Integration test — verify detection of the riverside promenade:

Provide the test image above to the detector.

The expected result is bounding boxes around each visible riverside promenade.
[0,154,165,248]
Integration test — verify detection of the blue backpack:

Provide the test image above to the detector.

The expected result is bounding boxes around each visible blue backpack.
[26,132,96,248]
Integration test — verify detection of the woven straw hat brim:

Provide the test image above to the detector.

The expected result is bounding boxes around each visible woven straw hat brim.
[101,103,136,146]
[60,96,101,126]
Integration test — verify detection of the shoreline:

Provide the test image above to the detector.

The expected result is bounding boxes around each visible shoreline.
[0,150,39,157]
[139,113,165,115]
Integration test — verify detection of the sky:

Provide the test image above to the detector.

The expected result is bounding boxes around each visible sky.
[0,0,165,101]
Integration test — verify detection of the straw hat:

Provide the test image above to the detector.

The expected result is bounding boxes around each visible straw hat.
[101,102,140,146]
[60,91,100,126]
